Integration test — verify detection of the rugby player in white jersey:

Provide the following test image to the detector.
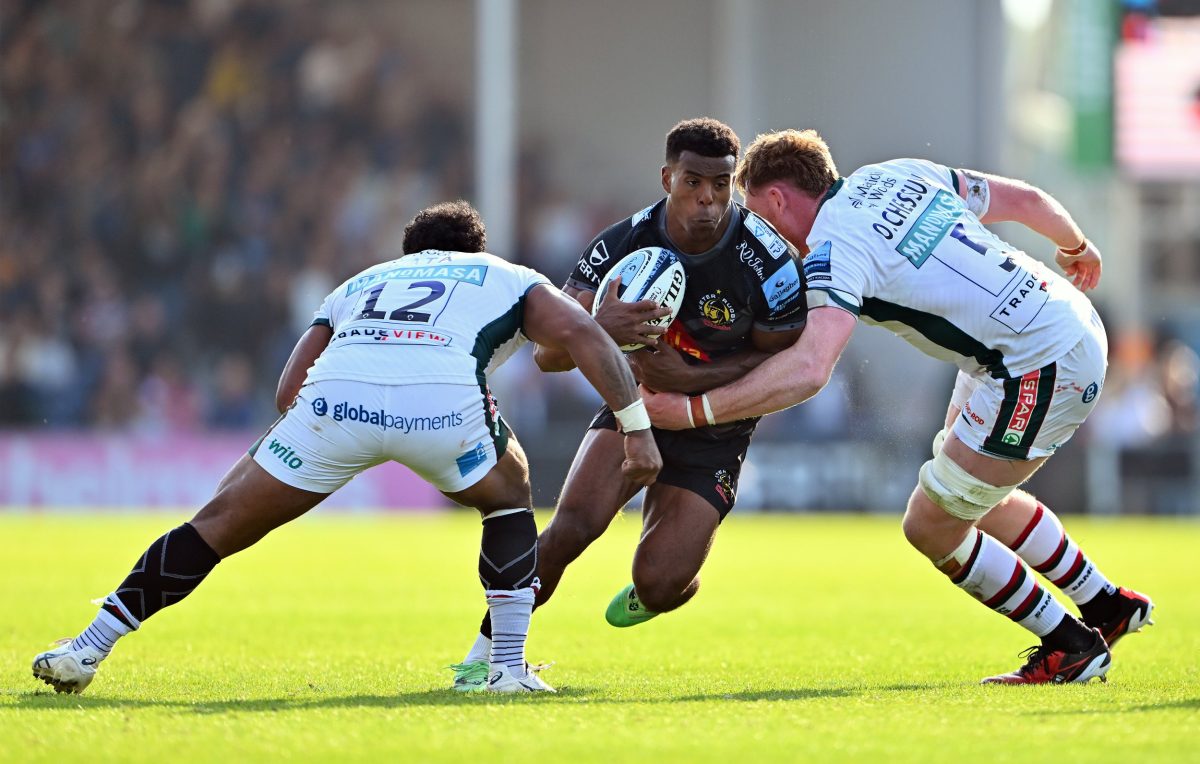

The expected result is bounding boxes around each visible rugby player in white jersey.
[642,130,1153,685]
[31,201,661,695]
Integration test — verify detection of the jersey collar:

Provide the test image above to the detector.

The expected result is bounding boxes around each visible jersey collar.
[818,177,845,211]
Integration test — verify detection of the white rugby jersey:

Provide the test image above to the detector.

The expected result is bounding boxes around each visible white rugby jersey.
[305,250,551,386]
[804,158,1094,379]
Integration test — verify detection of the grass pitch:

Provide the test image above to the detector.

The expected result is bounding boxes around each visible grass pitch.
[1,512,1196,763]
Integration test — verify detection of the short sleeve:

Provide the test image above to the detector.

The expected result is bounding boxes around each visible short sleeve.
[311,287,338,328]
[803,238,869,316]
[514,263,554,296]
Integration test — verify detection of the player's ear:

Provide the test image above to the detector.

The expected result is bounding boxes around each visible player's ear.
[768,185,787,215]
[660,164,671,194]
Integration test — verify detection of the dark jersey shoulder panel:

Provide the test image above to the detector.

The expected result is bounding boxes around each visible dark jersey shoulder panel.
[566,199,807,363]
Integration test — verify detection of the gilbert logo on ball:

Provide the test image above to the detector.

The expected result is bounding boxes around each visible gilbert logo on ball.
[592,247,687,351]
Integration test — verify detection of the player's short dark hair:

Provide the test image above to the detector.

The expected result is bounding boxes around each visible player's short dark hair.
[402,200,487,254]
[665,118,741,163]
[736,129,838,197]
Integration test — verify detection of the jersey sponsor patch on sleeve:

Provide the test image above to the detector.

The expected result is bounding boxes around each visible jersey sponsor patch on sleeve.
[803,241,832,282]
[630,204,655,226]
[744,212,790,259]
[762,259,803,311]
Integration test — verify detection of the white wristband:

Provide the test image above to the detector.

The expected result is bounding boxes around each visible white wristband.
[614,399,652,433]
[700,394,716,426]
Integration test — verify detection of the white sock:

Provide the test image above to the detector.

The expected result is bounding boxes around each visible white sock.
[463,631,491,664]
[1011,503,1115,605]
[486,587,535,675]
[943,528,1067,638]
[69,609,130,657]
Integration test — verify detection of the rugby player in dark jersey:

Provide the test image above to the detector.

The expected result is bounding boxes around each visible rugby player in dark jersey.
[450,118,807,691]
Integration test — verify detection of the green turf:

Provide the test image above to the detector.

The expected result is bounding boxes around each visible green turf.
[1,512,1196,763]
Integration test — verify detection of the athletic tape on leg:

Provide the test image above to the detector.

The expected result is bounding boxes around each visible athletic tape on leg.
[919,450,1015,521]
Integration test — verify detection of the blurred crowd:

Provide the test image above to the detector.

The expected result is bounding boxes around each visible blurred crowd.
[1,0,481,430]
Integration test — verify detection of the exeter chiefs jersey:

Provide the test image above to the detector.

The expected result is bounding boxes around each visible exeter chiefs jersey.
[567,199,807,364]
[306,250,551,386]
[804,158,1094,379]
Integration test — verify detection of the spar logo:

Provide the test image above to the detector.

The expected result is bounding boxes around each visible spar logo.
[1000,370,1043,445]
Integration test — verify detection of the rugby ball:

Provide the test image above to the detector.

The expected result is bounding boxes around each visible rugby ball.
[592,247,687,352]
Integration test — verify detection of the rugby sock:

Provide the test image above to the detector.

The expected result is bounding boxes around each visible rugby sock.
[936,528,1071,640]
[68,611,128,657]
[104,522,221,627]
[463,631,491,665]
[1010,503,1119,620]
[477,508,538,674]
[487,587,535,674]
[477,509,538,591]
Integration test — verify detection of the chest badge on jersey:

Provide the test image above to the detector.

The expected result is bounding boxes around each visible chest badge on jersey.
[698,291,737,330]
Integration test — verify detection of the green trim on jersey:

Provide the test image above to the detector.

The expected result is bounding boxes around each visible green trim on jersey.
[808,287,861,316]
[470,298,527,458]
[860,297,1010,379]
[818,178,845,211]
[948,168,960,194]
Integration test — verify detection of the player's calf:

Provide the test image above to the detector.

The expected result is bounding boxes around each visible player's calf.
[478,508,541,684]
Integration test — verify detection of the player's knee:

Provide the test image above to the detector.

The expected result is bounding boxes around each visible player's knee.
[631,566,694,613]
[917,451,1014,524]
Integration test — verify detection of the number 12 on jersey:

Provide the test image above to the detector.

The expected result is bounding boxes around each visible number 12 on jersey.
[359,280,449,324]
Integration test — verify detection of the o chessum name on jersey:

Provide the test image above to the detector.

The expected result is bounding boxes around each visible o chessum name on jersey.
[345,265,488,296]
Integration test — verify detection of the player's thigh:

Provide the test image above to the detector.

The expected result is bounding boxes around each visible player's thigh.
[549,426,644,538]
[633,483,720,584]
[191,454,329,557]
[445,436,532,513]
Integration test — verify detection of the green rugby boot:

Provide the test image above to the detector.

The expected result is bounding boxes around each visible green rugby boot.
[448,660,489,692]
[605,584,659,627]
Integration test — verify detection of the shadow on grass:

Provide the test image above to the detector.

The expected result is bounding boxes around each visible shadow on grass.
[9,682,939,712]
[1032,697,1200,716]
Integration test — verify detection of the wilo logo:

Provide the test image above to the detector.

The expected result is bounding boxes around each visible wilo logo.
[266,439,303,469]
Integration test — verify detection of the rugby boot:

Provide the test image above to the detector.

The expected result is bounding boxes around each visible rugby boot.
[32,639,106,694]
[605,584,659,628]
[486,663,556,693]
[1088,588,1154,647]
[980,628,1111,685]
[448,660,489,693]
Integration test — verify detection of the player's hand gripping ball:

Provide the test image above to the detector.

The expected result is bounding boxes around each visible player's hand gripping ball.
[592,247,687,351]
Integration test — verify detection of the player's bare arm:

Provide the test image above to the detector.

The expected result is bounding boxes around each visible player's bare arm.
[957,169,1101,292]
[642,307,855,429]
[629,324,800,393]
[274,323,333,412]
[523,284,662,485]
[531,281,669,373]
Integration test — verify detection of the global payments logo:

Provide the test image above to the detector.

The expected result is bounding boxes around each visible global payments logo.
[316,399,464,433]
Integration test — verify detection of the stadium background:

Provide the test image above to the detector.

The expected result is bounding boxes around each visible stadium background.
[2,0,1198,516]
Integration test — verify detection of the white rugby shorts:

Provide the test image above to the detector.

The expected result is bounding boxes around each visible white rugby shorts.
[251,379,509,493]
[950,310,1107,461]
